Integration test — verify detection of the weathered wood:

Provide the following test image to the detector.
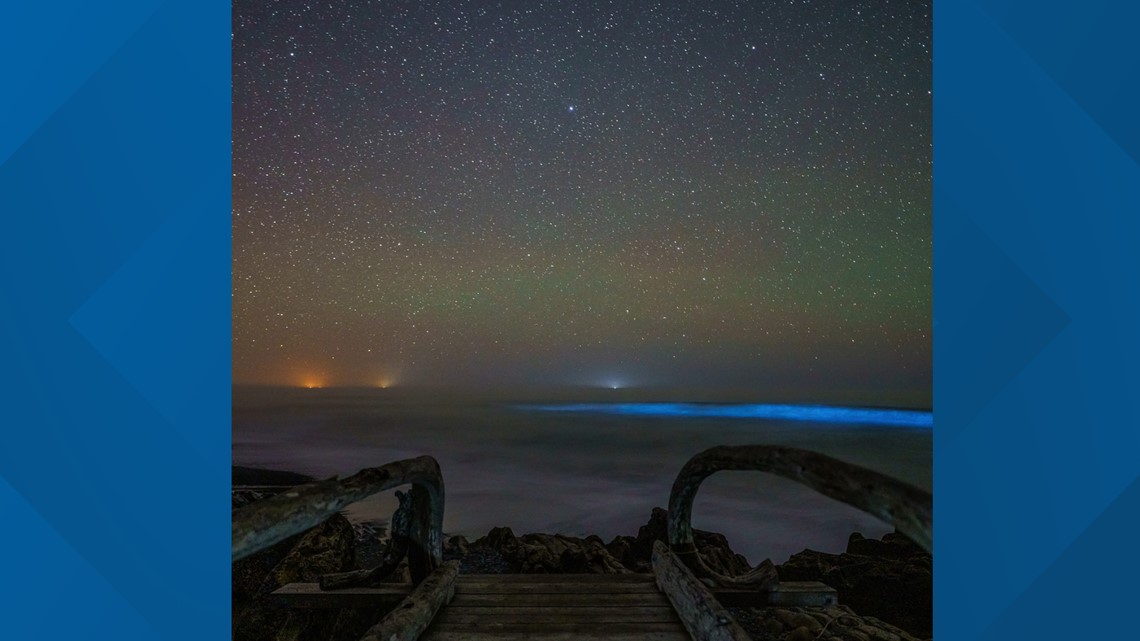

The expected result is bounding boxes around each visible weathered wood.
[407,484,435,583]
[270,582,410,609]
[460,573,658,583]
[231,455,445,566]
[667,445,932,590]
[712,581,838,608]
[357,560,459,641]
[275,572,693,639]
[420,627,690,641]
[434,606,680,624]
[271,574,664,609]
[449,592,672,607]
[271,586,671,609]
[652,540,753,641]
[425,622,686,633]
[455,581,661,594]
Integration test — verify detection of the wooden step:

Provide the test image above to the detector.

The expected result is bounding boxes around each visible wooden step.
[434,606,680,624]
[460,574,658,582]
[268,581,408,609]
[269,574,836,610]
[715,581,838,607]
[420,622,691,641]
[451,591,672,607]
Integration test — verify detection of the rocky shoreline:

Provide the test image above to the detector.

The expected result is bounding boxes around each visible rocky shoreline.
[233,470,931,641]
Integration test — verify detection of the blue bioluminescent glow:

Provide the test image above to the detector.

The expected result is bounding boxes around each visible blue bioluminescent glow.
[516,403,932,428]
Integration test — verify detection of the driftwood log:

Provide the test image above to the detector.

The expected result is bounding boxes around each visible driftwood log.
[667,445,933,588]
[356,560,460,641]
[652,540,753,641]
[231,455,445,586]
[320,490,414,590]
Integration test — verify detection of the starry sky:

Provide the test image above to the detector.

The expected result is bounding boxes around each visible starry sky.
[232,0,931,402]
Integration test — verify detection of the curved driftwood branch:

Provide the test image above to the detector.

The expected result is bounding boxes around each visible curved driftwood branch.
[668,445,932,587]
[356,560,459,641]
[232,455,445,580]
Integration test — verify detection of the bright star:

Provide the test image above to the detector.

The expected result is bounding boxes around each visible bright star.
[568,105,575,112]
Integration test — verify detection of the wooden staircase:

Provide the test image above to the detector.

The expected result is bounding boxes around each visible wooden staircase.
[236,447,931,641]
[272,572,837,640]
[423,574,687,641]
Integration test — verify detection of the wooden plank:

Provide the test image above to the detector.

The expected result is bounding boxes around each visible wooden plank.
[421,629,690,641]
[450,592,672,607]
[652,540,751,641]
[457,573,655,583]
[269,583,410,609]
[424,622,686,633]
[434,606,680,624]
[714,581,838,608]
[269,575,663,608]
[357,560,459,641]
[454,581,660,594]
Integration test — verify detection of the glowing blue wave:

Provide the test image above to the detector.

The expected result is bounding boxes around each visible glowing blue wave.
[517,403,932,428]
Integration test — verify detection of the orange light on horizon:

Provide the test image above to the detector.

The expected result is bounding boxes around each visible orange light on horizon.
[302,378,323,389]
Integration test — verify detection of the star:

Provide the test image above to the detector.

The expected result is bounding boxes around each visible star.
[232,0,932,395]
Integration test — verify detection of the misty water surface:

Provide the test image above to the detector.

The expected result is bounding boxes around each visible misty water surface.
[233,387,931,564]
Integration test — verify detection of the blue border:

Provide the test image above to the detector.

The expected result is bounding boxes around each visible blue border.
[0,2,230,639]
[937,1,1140,639]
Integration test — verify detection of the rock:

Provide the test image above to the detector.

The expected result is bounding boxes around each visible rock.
[232,532,305,611]
[447,545,512,574]
[468,508,756,576]
[514,533,628,574]
[234,514,361,641]
[474,526,518,550]
[787,626,815,641]
[264,513,357,588]
[607,507,754,577]
[729,605,925,641]
[232,531,308,640]
[605,535,632,566]
[471,529,629,574]
[846,531,925,560]
[443,534,469,557]
[777,531,931,639]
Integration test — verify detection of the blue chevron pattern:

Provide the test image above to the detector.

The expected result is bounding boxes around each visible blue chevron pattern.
[0,2,230,640]
[937,1,1140,639]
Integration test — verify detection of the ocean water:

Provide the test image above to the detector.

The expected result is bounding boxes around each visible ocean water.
[232,386,931,565]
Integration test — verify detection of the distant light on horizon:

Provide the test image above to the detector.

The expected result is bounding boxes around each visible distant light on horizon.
[517,402,933,428]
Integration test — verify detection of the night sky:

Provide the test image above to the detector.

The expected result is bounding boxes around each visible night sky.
[232,0,931,400]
